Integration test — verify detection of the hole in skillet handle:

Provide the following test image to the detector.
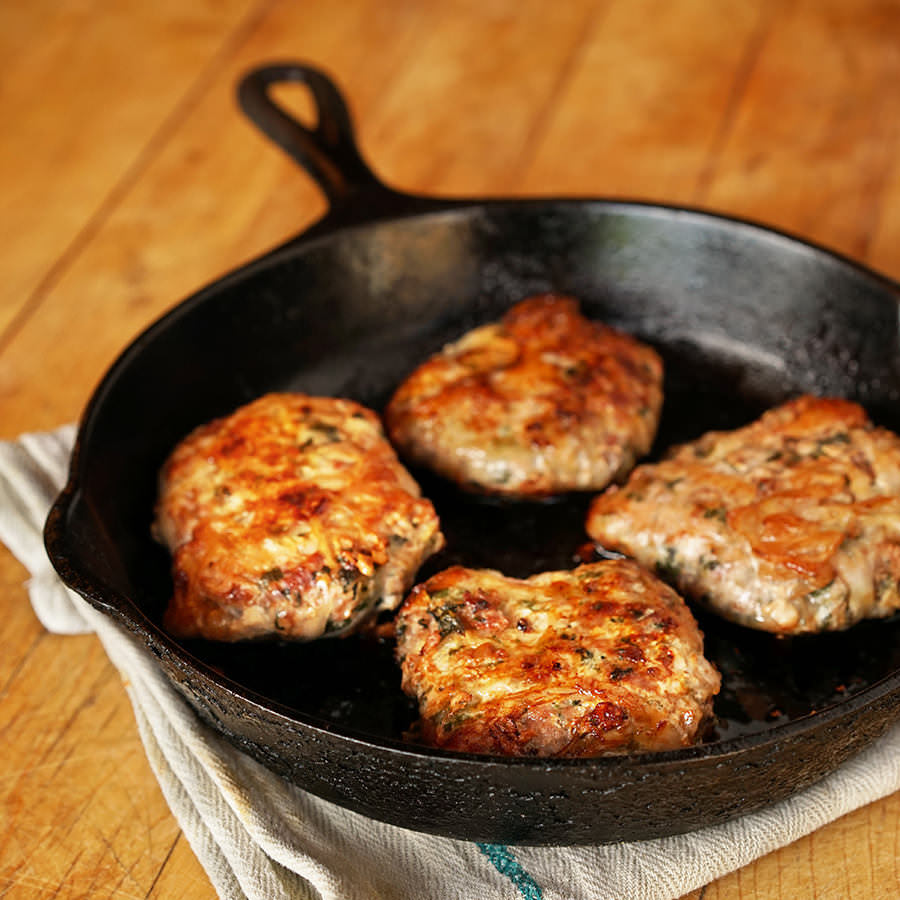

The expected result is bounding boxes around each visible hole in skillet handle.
[236,61,446,229]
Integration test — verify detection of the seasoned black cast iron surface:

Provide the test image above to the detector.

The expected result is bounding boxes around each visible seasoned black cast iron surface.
[45,62,900,845]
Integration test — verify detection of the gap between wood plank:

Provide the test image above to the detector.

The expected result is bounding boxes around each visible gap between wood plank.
[144,832,183,900]
[690,0,783,206]
[505,0,616,189]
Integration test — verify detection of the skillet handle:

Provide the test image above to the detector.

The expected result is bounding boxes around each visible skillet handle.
[237,62,427,222]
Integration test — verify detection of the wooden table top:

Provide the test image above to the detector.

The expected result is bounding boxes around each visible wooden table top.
[3,0,900,896]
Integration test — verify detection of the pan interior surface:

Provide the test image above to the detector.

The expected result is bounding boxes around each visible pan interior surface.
[53,199,900,842]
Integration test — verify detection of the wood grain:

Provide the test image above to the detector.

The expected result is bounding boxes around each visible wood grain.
[0,0,263,335]
[1,0,898,896]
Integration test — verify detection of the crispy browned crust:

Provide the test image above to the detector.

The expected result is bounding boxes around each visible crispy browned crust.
[395,561,720,757]
[587,395,900,634]
[154,393,444,641]
[384,294,663,496]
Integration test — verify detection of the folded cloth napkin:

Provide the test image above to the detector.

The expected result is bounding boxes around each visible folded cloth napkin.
[3,426,900,900]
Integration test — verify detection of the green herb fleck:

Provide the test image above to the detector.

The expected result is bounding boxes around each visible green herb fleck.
[260,567,284,584]
[655,546,682,582]
[430,604,465,637]
[806,580,835,601]
[337,565,359,589]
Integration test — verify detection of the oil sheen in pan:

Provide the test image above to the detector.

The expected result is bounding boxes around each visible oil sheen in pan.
[174,345,900,752]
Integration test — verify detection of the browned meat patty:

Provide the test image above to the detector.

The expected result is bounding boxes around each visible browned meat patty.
[395,560,720,756]
[587,395,900,634]
[154,393,444,641]
[384,293,663,496]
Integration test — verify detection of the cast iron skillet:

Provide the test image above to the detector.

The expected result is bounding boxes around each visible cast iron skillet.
[45,62,900,845]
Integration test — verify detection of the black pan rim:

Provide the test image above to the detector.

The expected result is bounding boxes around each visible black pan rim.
[53,193,900,501]
[79,196,900,384]
[44,194,900,777]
